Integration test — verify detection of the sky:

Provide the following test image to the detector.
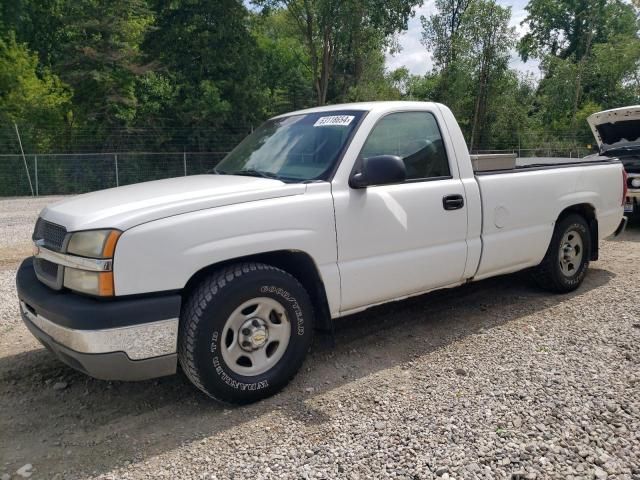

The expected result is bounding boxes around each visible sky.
[384,0,542,78]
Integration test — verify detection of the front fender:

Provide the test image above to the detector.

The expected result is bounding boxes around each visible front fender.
[112,183,340,313]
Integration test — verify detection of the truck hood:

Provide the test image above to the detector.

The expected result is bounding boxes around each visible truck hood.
[588,105,640,152]
[40,174,306,231]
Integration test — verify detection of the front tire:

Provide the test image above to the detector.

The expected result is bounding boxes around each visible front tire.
[532,214,591,293]
[178,262,314,404]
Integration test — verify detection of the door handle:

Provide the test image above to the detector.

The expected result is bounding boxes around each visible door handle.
[442,194,464,210]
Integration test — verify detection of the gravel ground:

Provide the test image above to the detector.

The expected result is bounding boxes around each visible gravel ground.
[0,197,639,480]
[0,197,64,262]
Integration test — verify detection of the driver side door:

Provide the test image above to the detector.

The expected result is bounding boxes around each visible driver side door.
[332,110,469,313]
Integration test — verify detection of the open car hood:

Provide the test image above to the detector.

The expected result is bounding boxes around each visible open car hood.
[588,105,640,151]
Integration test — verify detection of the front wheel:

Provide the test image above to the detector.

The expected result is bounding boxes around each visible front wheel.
[532,214,591,293]
[178,263,314,404]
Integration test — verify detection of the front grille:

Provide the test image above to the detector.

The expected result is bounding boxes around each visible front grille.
[33,218,67,251]
[33,257,63,290]
[37,258,59,277]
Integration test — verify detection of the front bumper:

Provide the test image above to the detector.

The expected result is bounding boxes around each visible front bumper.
[16,258,181,381]
[626,172,640,206]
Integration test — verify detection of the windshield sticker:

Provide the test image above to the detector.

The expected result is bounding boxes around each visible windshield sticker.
[313,115,355,127]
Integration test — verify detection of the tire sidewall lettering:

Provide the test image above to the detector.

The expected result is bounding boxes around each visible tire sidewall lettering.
[260,285,305,336]
[209,349,269,391]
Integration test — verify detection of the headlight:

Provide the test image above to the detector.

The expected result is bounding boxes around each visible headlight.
[67,229,121,258]
[64,268,114,296]
[64,229,120,296]
[631,178,640,188]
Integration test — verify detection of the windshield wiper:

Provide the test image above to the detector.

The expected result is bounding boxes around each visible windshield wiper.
[233,169,281,180]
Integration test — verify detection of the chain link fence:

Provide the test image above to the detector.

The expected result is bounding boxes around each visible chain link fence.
[1,144,594,197]
[0,152,229,196]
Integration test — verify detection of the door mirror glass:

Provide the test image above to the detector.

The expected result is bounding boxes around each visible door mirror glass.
[350,155,407,188]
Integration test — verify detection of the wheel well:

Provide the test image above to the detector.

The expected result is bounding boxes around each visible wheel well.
[182,250,333,333]
[557,203,598,261]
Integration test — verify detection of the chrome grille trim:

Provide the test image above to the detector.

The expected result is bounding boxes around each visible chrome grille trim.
[34,245,113,272]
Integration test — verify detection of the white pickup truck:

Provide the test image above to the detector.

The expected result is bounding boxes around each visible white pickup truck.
[17,101,627,403]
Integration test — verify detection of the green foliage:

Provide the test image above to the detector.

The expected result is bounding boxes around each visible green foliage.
[146,0,266,128]
[519,0,640,142]
[258,0,420,104]
[0,0,69,65]
[0,0,638,165]
[421,0,473,69]
[586,35,640,107]
[251,9,315,115]
[344,51,404,101]
[0,34,71,151]
[419,0,517,149]
[417,0,640,153]
[518,0,637,61]
[53,0,153,127]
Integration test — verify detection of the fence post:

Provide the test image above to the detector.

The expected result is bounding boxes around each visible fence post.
[34,155,39,196]
[14,122,34,196]
[115,154,119,187]
[183,151,187,176]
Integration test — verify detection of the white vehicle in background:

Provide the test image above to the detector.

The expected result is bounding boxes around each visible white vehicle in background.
[588,105,640,214]
[17,101,627,404]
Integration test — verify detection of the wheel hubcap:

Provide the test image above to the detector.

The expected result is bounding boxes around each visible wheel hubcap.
[558,229,583,277]
[239,318,269,350]
[220,297,291,376]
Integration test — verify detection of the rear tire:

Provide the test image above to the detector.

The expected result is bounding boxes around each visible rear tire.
[532,214,591,293]
[178,262,314,404]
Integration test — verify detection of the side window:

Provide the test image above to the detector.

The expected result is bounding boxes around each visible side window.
[360,111,450,181]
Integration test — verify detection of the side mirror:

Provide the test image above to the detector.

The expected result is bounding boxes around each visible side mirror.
[349,155,407,188]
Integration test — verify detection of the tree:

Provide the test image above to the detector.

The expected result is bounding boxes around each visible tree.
[251,9,315,115]
[518,0,637,61]
[520,0,640,135]
[258,0,420,105]
[0,0,69,66]
[343,51,405,101]
[462,0,516,150]
[419,0,515,149]
[146,0,266,133]
[586,35,640,107]
[57,0,154,128]
[0,34,71,152]
[420,0,473,70]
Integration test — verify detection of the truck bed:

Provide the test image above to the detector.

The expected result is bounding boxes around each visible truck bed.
[474,155,619,175]
[471,158,623,280]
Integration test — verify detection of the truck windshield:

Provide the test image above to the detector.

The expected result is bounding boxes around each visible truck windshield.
[214,110,365,182]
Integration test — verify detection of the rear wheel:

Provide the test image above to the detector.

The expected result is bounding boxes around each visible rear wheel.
[178,262,314,404]
[532,214,591,293]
